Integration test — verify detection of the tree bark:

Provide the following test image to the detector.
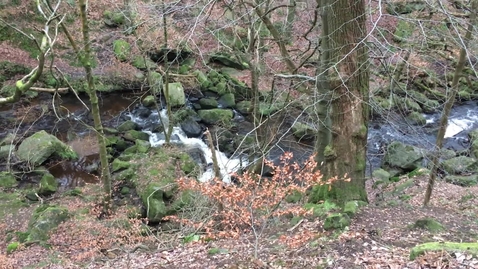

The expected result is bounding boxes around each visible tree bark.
[79,0,112,213]
[313,0,369,204]
[424,0,477,206]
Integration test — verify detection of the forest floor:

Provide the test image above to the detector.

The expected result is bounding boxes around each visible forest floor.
[1,174,478,269]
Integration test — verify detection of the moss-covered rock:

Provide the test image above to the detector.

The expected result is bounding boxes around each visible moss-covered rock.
[209,52,249,70]
[411,217,444,232]
[236,100,251,115]
[118,120,138,132]
[38,172,58,195]
[131,147,199,222]
[103,10,126,27]
[442,156,478,175]
[218,93,236,108]
[113,39,131,62]
[407,111,426,125]
[0,171,17,188]
[142,95,156,107]
[131,55,157,71]
[112,158,132,172]
[123,130,150,142]
[410,242,478,260]
[372,168,390,181]
[445,175,478,187]
[0,144,14,160]
[382,141,424,173]
[291,122,316,141]
[27,205,69,242]
[199,98,218,109]
[16,130,78,166]
[149,71,163,95]
[165,82,186,107]
[198,109,233,125]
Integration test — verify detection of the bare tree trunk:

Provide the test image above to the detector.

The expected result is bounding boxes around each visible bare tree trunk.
[312,0,369,204]
[424,0,477,206]
[79,0,112,213]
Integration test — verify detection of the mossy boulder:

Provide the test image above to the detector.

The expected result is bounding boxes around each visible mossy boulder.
[113,39,131,62]
[382,141,424,173]
[410,242,478,260]
[131,147,198,222]
[135,139,151,153]
[123,130,150,142]
[131,55,157,71]
[38,172,58,195]
[0,171,17,188]
[165,82,186,107]
[323,213,351,230]
[118,120,138,132]
[198,109,233,125]
[441,156,478,175]
[209,53,249,70]
[0,144,14,160]
[372,168,390,181]
[149,71,163,95]
[411,217,444,232]
[27,205,69,242]
[291,122,316,141]
[236,100,251,115]
[199,98,218,109]
[445,175,478,187]
[103,10,126,27]
[142,95,156,107]
[407,111,426,125]
[112,158,132,172]
[16,130,78,166]
[218,93,236,108]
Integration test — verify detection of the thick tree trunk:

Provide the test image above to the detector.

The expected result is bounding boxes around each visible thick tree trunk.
[313,0,369,204]
[79,0,112,212]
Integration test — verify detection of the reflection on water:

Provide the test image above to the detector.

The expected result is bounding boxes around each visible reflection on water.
[48,155,100,189]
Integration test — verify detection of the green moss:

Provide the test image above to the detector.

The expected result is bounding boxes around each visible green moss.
[304,201,339,217]
[6,242,20,254]
[393,20,415,43]
[0,25,40,58]
[410,242,478,260]
[113,39,131,62]
[324,145,337,160]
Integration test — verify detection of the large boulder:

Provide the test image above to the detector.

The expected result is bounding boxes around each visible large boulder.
[165,82,186,107]
[16,130,78,166]
[198,109,233,125]
[0,144,14,160]
[38,172,58,195]
[27,205,69,242]
[441,156,478,175]
[382,141,424,173]
[180,117,203,137]
[131,147,199,222]
[291,122,316,141]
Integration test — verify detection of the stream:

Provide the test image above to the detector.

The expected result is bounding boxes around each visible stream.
[3,93,478,185]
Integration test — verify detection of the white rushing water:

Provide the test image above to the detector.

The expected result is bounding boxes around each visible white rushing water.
[127,109,248,183]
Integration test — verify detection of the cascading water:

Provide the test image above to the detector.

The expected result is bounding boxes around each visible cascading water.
[125,109,248,183]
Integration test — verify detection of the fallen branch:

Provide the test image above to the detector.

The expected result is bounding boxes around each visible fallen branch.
[30,87,69,93]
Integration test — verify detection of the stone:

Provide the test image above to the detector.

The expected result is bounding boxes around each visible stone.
[382,141,424,172]
[0,145,14,160]
[135,139,151,153]
[412,217,444,232]
[38,172,58,195]
[372,168,390,181]
[27,206,69,242]
[441,156,478,175]
[123,130,150,142]
[17,130,78,166]
[131,55,157,71]
[180,117,203,137]
[445,175,478,187]
[165,82,186,107]
[209,53,249,70]
[149,72,163,95]
[236,100,251,115]
[0,171,17,188]
[218,93,236,108]
[112,158,131,172]
[142,95,156,107]
[292,122,316,141]
[199,98,218,109]
[0,133,15,146]
[117,120,138,132]
[198,109,233,125]
[407,111,426,125]
[410,242,478,261]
